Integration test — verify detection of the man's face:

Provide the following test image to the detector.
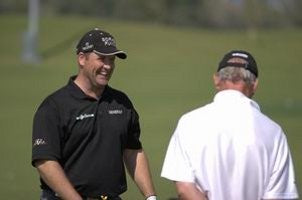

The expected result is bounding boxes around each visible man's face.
[80,52,116,88]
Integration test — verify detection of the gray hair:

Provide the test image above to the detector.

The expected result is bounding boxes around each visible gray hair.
[217,66,257,85]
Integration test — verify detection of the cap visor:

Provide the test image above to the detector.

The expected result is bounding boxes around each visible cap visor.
[93,50,127,59]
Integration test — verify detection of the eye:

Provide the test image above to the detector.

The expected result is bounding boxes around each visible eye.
[98,55,105,60]
[109,56,116,62]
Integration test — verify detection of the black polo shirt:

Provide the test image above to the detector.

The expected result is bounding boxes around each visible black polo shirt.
[32,76,142,197]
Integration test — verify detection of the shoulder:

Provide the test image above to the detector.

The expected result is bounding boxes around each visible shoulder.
[180,103,214,124]
[254,107,283,131]
[49,84,71,100]
[173,103,215,137]
[36,85,70,111]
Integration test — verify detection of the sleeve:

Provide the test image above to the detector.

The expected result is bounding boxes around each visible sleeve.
[161,118,195,182]
[262,132,299,199]
[32,98,62,167]
[125,107,142,149]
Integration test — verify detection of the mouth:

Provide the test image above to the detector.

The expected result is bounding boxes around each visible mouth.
[99,71,108,76]
[96,69,110,80]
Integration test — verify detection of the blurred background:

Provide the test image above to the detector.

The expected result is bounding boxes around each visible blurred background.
[0,0,301,199]
[2,0,302,28]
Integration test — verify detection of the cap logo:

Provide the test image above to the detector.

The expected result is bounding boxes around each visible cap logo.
[102,37,116,47]
[82,42,93,51]
[232,53,248,58]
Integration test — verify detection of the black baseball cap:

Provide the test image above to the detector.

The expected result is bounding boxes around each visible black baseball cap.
[218,50,258,77]
[76,28,127,59]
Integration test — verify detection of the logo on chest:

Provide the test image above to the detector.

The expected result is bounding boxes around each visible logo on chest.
[108,109,123,115]
[76,113,95,120]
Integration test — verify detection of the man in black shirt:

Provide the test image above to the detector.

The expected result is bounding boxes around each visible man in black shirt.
[32,28,157,200]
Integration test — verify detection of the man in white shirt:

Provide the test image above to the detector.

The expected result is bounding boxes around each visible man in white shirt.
[161,50,299,200]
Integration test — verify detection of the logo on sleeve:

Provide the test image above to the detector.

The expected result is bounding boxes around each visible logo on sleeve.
[33,138,47,146]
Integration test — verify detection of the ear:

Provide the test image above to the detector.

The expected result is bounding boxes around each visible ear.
[213,73,221,90]
[78,53,86,67]
[247,78,258,98]
[252,78,259,93]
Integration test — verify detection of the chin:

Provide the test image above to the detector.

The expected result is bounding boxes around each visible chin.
[96,80,108,87]
[95,77,108,85]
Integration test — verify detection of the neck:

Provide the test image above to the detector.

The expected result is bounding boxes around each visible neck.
[74,76,105,100]
[217,81,255,98]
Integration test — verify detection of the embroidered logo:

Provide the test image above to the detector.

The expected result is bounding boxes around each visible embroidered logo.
[108,109,123,114]
[102,37,116,46]
[76,113,95,120]
[82,42,93,51]
[33,138,46,146]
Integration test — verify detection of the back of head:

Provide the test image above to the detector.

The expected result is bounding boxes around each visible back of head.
[216,50,258,84]
[215,50,259,97]
[217,61,256,85]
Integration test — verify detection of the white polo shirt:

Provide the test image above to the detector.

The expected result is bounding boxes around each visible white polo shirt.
[161,90,299,200]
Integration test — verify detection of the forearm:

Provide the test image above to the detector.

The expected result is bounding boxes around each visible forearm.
[35,160,82,200]
[133,151,156,197]
[175,181,207,200]
[124,149,156,198]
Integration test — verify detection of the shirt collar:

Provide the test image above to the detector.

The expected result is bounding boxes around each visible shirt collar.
[67,75,109,100]
[214,89,260,111]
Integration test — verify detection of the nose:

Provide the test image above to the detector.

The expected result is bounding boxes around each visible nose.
[102,57,115,69]
[103,62,113,70]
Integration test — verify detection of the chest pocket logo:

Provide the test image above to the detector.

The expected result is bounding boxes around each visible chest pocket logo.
[76,113,95,120]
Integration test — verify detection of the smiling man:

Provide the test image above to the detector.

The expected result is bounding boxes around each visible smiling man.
[32,28,157,200]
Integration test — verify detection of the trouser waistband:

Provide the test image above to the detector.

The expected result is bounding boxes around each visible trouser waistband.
[41,189,122,200]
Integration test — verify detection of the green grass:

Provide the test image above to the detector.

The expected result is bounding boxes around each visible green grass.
[0,14,301,199]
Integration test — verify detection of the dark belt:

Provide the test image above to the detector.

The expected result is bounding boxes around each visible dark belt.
[41,189,121,200]
[83,195,122,200]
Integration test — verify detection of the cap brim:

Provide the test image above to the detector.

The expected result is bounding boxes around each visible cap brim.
[93,50,127,59]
